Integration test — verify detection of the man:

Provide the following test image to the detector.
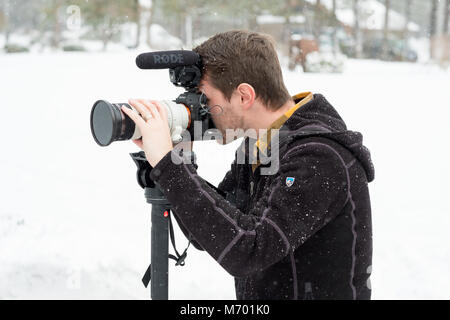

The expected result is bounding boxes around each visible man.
[121,30,375,300]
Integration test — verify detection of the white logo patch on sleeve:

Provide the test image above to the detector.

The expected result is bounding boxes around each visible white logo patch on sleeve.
[286,177,295,187]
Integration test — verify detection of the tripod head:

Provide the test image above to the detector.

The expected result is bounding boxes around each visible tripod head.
[130,151,155,189]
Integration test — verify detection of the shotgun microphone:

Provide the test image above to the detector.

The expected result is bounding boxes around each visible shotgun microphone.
[136,50,200,69]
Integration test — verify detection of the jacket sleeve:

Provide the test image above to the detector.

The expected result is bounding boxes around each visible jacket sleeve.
[150,142,348,277]
[171,172,234,252]
[169,152,238,251]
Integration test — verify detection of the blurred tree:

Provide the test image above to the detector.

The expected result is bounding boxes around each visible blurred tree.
[375,0,430,37]
[141,0,154,47]
[332,0,338,54]
[444,0,449,35]
[159,0,210,45]
[402,0,412,59]
[382,0,390,60]
[314,0,322,42]
[132,0,141,48]
[430,0,438,37]
[279,0,307,43]
[429,0,438,59]
[0,8,3,32]
[311,0,338,47]
[80,0,135,50]
[47,0,62,49]
[353,0,362,58]
[1,0,44,49]
[131,0,153,49]
[227,0,264,31]
[0,0,10,49]
[157,0,270,47]
[403,0,412,35]
[38,0,82,49]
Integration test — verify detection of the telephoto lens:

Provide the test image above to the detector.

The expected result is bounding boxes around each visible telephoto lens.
[90,100,190,146]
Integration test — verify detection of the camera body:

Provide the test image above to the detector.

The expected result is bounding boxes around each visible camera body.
[90,50,217,147]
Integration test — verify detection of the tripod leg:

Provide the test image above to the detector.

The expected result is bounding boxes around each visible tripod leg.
[148,188,170,300]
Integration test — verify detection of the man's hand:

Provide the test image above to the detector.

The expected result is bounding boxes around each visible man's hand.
[121,99,173,167]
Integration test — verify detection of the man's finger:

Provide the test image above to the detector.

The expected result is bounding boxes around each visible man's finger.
[137,99,160,120]
[129,99,152,121]
[150,100,168,122]
[121,105,146,127]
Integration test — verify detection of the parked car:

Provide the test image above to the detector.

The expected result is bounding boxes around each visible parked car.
[363,38,418,62]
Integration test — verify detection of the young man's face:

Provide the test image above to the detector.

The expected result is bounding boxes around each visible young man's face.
[198,76,245,144]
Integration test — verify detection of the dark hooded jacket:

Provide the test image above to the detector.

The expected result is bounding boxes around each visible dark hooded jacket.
[149,94,375,300]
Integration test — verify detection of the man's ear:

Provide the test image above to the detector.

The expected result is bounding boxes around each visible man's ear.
[236,83,256,110]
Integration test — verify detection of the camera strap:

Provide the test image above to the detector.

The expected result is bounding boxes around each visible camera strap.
[142,210,191,288]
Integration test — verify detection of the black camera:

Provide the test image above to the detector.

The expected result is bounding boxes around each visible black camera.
[90,50,217,147]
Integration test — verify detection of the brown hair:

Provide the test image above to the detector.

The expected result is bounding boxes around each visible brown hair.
[193,30,292,111]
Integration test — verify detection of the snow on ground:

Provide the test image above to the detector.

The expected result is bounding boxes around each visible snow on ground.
[0,51,449,299]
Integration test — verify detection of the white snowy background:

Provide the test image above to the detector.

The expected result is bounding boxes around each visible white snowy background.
[1,43,449,299]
